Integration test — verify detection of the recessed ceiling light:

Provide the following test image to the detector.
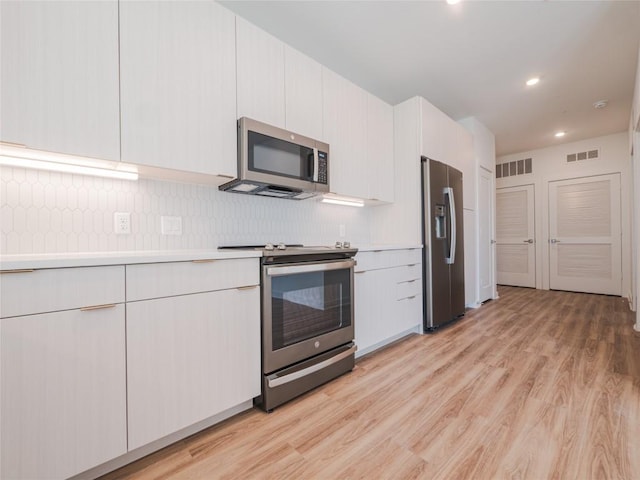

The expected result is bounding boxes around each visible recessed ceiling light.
[526,77,540,86]
[555,131,566,138]
[446,0,461,4]
[593,100,608,109]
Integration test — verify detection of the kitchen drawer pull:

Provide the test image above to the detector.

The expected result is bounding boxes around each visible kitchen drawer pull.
[217,174,234,179]
[398,295,417,301]
[0,269,35,274]
[236,285,258,291]
[0,141,27,148]
[355,271,366,275]
[191,259,216,264]
[80,304,116,312]
[407,263,418,267]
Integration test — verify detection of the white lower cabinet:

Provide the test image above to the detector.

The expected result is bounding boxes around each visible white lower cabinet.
[125,262,261,450]
[354,249,423,356]
[0,268,127,480]
[1,257,262,478]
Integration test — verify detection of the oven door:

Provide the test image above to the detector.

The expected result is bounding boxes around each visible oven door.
[262,258,355,374]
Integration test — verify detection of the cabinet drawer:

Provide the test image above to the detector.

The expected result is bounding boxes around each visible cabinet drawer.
[126,258,259,301]
[398,263,422,282]
[355,248,422,272]
[0,266,124,318]
[396,278,421,300]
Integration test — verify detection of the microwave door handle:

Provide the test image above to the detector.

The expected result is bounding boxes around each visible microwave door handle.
[312,148,319,182]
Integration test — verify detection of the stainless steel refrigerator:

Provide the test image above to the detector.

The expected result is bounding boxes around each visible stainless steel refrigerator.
[421,156,465,331]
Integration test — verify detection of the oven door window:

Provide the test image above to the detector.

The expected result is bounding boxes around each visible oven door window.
[271,269,351,350]
[248,131,314,181]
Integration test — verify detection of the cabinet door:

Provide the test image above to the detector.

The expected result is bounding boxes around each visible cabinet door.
[0,1,120,161]
[367,93,394,203]
[284,45,323,140]
[127,287,261,450]
[322,67,368,199]
[1,306,127,480]
[355,269,393,353]
[120,1,236,176]
[236,17,285,128]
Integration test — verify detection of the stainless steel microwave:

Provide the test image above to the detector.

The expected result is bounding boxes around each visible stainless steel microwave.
[219,117,330,200]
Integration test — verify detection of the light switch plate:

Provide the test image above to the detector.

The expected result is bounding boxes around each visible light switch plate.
[161,216,182,235]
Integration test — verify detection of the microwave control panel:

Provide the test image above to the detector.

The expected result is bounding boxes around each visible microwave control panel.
[317,151,328,184]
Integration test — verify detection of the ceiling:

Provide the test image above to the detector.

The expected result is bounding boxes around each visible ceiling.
[220,0,640,157]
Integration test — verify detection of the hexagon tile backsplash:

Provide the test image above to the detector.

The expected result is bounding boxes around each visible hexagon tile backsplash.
[0,166,372,255]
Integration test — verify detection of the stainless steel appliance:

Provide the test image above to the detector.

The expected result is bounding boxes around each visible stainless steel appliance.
[219,244,357,411]
[219,117,330,200]
[421,156,465,330]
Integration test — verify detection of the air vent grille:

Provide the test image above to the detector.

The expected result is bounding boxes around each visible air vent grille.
[496,158,532,179]
[567,149,599,163]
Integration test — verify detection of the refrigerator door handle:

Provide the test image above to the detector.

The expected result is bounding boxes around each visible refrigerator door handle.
[444,186,456,264]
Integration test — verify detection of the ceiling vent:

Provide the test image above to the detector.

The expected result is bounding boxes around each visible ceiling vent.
[567,148,599,163]
[496,157,532,179]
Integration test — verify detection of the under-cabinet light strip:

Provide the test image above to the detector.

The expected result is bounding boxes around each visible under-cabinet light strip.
[321,198,365,208]
[0,155,139,181]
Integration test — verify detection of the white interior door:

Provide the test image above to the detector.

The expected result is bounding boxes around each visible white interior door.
[496,184,536,288]
[478,167,495,301]
[548,174,621,295]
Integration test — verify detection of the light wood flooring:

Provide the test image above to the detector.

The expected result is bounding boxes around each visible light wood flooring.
[101,286,640,479]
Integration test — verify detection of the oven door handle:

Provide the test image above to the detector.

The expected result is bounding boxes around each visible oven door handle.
[267,344,357,388]
[266,259,355,277]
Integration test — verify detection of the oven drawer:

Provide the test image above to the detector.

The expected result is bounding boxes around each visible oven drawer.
[126,258,259,301]
[258,342,355,411]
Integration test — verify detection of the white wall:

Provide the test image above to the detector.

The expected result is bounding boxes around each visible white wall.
[497,132,632,299]
[0,165,372,255]
[631,41,640,329]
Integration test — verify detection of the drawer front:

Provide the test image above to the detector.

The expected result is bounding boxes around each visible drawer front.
[0,266,125,318]
[126,257,259,301]
[398,263,422,282]
[355,248,422,272]
[396,278,422,300]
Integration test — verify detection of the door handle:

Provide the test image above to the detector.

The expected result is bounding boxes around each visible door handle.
[523,239,534,244]
[550,238,560,244]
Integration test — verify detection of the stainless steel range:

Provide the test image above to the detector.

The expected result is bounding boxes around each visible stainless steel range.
[221,243,357,411]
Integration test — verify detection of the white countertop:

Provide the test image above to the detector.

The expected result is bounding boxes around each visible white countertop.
[0,249,261,270]
[0,244,422,270]
[353,244,422,252]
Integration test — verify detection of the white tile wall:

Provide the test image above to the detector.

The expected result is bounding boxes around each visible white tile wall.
[0,166,372,255]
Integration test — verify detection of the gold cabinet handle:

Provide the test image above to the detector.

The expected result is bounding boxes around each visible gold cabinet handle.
[237,285,258,291]
[0,269,35,274]
[80,304,116,312]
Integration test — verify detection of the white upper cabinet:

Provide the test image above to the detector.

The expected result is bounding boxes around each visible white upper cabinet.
[367,93,394,203]
[420,98,474,210]
[284,45,324,140]
[236,17,286,128]
[0,1,120,161]
[120,1,236,177]
[322,67,369,199]
[237,19,326,141]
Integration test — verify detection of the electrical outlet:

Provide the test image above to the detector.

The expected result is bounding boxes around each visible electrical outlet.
[114,212,131,235]
[339,224,346,238]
